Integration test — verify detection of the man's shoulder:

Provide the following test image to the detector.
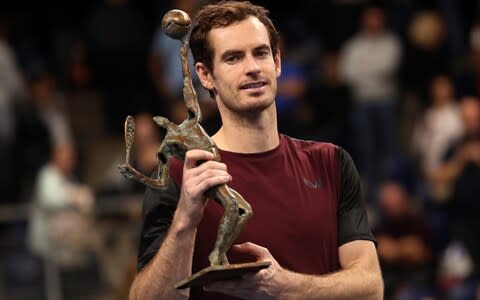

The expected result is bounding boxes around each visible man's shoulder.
[281,135,341,166]
[281,134,339,154]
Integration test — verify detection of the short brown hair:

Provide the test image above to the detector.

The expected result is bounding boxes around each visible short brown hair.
[190,1,280,71]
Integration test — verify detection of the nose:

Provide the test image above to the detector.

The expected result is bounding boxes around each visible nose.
[244,54,260,76]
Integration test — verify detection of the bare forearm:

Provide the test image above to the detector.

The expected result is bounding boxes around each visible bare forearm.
[129,218,197,300]
[282,263,383,299]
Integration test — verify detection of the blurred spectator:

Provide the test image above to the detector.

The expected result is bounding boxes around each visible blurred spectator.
[340,5,402,198]
[8,66,75,202]
[375,180,435,300]
[431,97,480,282]
[27,142,95,267]
[400,12,451,156]
[402,11,450,106]
[412,75,464,185]
[0,19,26,202]
[437,239,477,300]
[26,142,101,300]
[0,22,24,145]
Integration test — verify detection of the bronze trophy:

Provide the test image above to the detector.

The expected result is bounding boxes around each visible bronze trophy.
[118,9,270,289]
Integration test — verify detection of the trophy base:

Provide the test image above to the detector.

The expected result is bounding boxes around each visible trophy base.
[175,261,271,289]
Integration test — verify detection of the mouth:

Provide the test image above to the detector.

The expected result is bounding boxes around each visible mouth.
[239,81,267,90]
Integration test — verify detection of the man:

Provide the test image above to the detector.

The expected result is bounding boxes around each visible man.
[339,5,401,200]
[129,1,382,299]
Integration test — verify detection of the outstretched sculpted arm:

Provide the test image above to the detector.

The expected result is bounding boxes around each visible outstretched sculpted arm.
[118,153,168,191]
[180,34,202,122]
[118,115,170,190]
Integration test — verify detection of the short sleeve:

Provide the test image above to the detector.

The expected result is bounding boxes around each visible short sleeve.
[136,173,180,272]
[337,148,376,246]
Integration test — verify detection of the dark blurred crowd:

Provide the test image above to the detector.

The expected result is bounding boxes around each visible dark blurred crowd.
[0,0,480,299]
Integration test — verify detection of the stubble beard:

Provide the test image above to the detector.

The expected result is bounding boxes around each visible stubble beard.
[224,93,275,120]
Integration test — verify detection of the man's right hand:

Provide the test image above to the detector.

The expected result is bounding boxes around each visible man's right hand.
[173,149,231,230]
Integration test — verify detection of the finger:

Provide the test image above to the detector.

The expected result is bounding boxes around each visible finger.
[232,242,271,260]
[187,160,228,178]
[184,149,214,169]
[182,172,231,201]
[195,174,232,194]
[186,166,231,185]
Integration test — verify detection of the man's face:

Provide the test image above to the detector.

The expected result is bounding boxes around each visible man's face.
[196,16,281,115]
[362,8,385,35]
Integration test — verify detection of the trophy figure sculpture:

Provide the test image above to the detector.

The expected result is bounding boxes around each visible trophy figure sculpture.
[118,9,270,289]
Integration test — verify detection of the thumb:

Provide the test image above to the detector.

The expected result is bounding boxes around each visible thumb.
[232,242,270,260]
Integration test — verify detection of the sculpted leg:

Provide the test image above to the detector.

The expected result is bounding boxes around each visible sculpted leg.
[221,187,253,255]
[207,187,239,266]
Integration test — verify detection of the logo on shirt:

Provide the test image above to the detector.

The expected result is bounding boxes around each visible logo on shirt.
[303,177,322,189]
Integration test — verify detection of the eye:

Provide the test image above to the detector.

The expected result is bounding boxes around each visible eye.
[225,55,241,63]
[255,48,270,58]
[257,50,268,57]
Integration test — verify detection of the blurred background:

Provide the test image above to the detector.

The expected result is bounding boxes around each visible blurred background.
[0,0,479,299]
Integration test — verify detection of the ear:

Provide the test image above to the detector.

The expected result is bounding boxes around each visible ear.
[274,50,281,78]
[195,62,214,90]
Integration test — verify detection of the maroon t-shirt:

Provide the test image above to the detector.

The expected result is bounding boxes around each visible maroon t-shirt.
[137,135,374,299]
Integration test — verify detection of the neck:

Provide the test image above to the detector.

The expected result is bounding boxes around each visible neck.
[212,105,279,153]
